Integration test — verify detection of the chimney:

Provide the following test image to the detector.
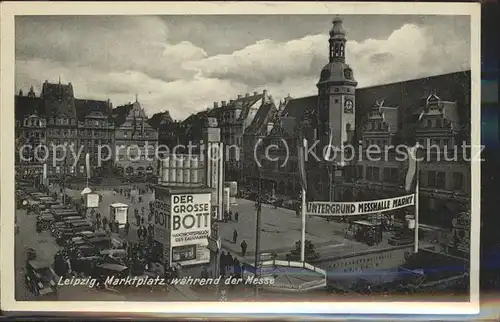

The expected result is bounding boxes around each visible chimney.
[245,93,249,97]
[253,91,258,96]
[237,94,242,99]
[214,102,218,108]
[263,89,268,97]
[222,101,226,107]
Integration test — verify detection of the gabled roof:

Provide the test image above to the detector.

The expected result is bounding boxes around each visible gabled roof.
[236,93,264,122]
[279,71,470,140]
[280,95,318,121]
[15,96,42,121]
[75,99,111,121]
[149,111,173,129]
[112,103,134,127]
[245,101,277,136]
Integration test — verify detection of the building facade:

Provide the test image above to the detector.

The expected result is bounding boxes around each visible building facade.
[113,97,159,177]
[15,81,158,180]
[247,17,471,228]
[76,99,115,174]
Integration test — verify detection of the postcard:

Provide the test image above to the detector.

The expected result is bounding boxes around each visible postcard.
[0,1,481,317]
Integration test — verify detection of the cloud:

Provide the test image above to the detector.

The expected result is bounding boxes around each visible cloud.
[189,23,470,90]
[15,17,470,120]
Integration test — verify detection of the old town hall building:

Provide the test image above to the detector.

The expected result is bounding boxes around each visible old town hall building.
[244,17,471,228]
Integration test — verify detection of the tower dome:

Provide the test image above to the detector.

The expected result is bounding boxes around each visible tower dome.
[330,17,346,37]
[317,17,357,86]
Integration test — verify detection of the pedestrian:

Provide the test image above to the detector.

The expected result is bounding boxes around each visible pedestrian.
[139,196,143,204]
[115,220,120,233]
[96,218,101,231]
[124,222,130,235]
[235,212,239,222]
[240,240,247,257]
[226,253,234,272]
[102,216,107,231]
[229,210,233,221]
[219,252,227,277]
[201,266,208,279]
[233,229,238,244]
[233,258,240,277]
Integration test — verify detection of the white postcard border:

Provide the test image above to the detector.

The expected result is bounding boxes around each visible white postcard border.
[1,1,481,316]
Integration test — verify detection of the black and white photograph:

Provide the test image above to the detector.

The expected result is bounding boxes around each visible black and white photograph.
[1,2,481,316]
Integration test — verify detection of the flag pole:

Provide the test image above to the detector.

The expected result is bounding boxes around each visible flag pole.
[414,150,420,253]
[300,138,307,263]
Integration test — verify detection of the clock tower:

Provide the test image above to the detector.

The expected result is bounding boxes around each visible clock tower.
[316,17,357,163]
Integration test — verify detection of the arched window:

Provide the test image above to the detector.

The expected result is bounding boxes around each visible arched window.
[346,123,352,132]
[334,43,340,57]
[340,44,345,57]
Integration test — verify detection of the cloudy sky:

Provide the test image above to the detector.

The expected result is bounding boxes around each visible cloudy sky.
[15,15,470,120]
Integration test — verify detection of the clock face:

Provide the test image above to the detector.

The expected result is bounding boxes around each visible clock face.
[344,99,354,113]
[344,69,352,80]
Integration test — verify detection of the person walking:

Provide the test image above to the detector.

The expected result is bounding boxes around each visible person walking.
[219,252,227,277]
[96,218,101,231]
[137,227,142,241]
[235,212,239,222]
[102,216,108,232]
[226,253,234,273]
[232,229,238,244]
[240,240,247,257]
[124,222,130,235]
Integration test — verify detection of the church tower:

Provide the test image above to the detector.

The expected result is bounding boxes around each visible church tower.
[316,17,357,162]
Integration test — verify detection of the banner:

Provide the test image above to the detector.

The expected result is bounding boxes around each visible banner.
[85,153,91,179]
[297,138,307,191]
[306,194,415,216]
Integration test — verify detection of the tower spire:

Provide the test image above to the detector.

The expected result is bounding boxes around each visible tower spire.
[329,16,347,63]
[135,93,138,102]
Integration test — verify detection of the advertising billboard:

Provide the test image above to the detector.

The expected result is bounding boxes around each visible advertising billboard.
[86,193,100,208]
[170,193,211,265]
[153,198,171,244]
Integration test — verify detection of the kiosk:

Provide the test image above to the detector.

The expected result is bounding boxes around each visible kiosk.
[109,203,129,228]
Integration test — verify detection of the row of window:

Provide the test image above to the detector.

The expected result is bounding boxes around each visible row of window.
[222,110,242,123]
[365,121,386,131]
[359,166,465,191]
[416,138,453,148]
[422,118,448,129]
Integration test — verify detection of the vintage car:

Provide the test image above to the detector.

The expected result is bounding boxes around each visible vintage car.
[86,236,112,250]
[73,244,100,258]
[24,260,58,297]
[90,263,129,289]
[67,221,93,232]
[56,228,77,246]
[79,231,108,239]
[100,249,127,265]
[36,213,55,232]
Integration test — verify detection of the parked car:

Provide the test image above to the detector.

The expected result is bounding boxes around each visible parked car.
[36,213,55,232]
[24,260,58,297]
